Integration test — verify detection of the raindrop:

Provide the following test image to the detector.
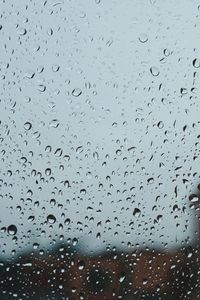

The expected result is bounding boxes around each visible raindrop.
[25,70,35,79]
[24,122,32,131]
[180,88,188,95]
[28,216,35,222]
[54,148,63,157]
[139,33,148,43]
[64,218,70,225]
[49,119,60,128]
[150,66,160,76]
[76,146,83,154]
[52,64,60,72]
[7,225,17,236]
[17,27,27,35]
[189,194,199,203]
[72,238,78,246]
[47,28,53,36]
[72,88,82,97]
[47,214,56,224]
[157,121,164,129]
[147,177,154,184]
[193,58,200,68]
[164,48,170,57]
[133,208,141,217]
[77,260,85,270]
[45,168,51,176]
[37,84,46,92]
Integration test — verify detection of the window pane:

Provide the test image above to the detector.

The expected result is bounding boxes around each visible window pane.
[0,0,199,299]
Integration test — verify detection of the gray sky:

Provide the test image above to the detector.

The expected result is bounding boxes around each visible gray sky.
[0,0,200,257]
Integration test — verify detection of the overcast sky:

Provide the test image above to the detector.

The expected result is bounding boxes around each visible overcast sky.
[0,0,200,258]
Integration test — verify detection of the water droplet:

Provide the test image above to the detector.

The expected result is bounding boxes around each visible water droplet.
[54,148,63,157]
[189,194,199,203]
[77,260,85,270]
[193,58,200,68]
[64,218,70,225]
[93,151,99,159]
[7,225,17,235]
[147,177,154,184]
[157,121,164,129]
[28,216,35,222]
[25,70,35,79]
[45,168,51,176]
[17,27,27,35]
[47,28,53,36]
[24,122,32,131]
[150,66,160,76]
[37,84,46,92]
[47,214,56,224]
[180,88,188,95]
[139,33,148,43]
[76,146,83,154]
[143,278,148,285]
[49,119,60,128]
[119,273,126,283]
[72,88,82,97]
[133,208,141,217]
[72,238,78,246]
[52,64,60,72]
[164,48,170,57]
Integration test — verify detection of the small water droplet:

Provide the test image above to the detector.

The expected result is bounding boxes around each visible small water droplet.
[17,27,27,35]
[193,58,200,68]
[25,70,35,79]
[37,84,46,92]
[72,238,78,246]
[77,260,85,270]
[49,119,60,128]
[45,168,51,176]
[72,88,82,97]
[119,273,126,283]
[189,194,199,203]
[150,66,160,76]
[76,146,83,154]
[139,33,148,43]
[157,121,164,129]
[24,122,32,131]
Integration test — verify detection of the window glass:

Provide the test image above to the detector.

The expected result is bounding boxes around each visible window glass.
[0,0,199,299]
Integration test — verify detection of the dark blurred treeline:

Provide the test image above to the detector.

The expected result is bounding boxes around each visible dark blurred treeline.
[0,243,199,300]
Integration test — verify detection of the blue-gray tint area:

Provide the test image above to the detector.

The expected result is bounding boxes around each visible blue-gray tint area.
[1,1,200,299]
[0,0,199,256]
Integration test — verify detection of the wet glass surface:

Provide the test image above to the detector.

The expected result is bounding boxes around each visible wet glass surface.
[0,0,200,299]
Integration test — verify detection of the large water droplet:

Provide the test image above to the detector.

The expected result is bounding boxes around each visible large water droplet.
[7,225,17,235]
[133,208,141,217]
[47,214,56,224]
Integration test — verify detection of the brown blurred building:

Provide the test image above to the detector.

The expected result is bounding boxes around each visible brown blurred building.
[0,245,198,300]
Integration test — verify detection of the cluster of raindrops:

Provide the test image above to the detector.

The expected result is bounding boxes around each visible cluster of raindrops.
[0,0,200,299]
